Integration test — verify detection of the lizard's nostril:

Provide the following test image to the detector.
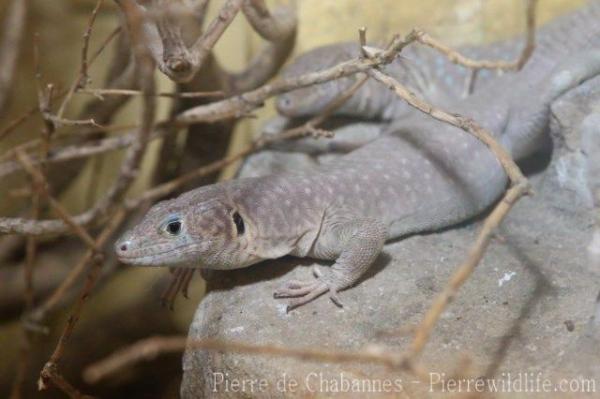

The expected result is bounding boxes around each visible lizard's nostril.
[120,243,128,252]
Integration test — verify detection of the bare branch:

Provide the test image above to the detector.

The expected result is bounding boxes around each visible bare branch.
[29,209,126,323]
[0,25,121,142]
[15,150,98,250]
[56,0,105,120]
[0,127,161,180]
[0,1,156,237]
[77,88,223,99]
[409,183,529,360]
[413,0,537,72]
[228,0,297,91]
[368,69,526,184]
[83,336,427,385]
[131,0,245,82]
[365,56,531,366]
[175,31,420,125]
[38,210,126,397]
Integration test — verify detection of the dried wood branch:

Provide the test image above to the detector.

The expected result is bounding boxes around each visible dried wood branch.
[77,88,223,99]
[0,128,159,179]
[184,0,242,81]
[414,0,537,72]
[368,69,525,184]
[15,150,98,250]
[174,31,420,125]
[364,38,531,366]
[55,0,104,121]
[83,335,428,385]
[127,0,244,82]
[31,3,156,395]
[228,0,297,91]
[28,210,125,323]
[408,183,528,360]
[0,25,121,142]
[37,212,126,398]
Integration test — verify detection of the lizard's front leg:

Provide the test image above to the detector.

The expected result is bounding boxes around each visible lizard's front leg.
[274,216,387,311]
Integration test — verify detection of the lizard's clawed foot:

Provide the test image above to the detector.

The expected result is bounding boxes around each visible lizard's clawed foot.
[273,266,343,311]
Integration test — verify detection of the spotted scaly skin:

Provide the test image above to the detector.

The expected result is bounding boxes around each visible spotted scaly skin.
[116,4,600,310]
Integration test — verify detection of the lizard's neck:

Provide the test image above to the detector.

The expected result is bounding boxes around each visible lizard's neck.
[225,174,326,261]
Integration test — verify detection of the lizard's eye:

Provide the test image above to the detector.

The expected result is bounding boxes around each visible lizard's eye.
[165,219,182,235]
[232,211,245,235]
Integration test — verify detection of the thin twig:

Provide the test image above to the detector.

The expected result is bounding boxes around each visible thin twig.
[175,31,421,125]
[56,0,104,120]
[38,362,93,399]
[366,49,531,366]
[83,336,427,385]
[409,183,529,359]
[36,5,156,392]
[89,26,122,65]
[43,114,101,128]
[230,0,297,91]
[186,0,244,81]
[9,210,39,399]
[77,88,223,99]
[413,0,537,72]
[368,69,525,184]
[15,150,98,250]
[0,127,159,179]
[9,70,56,399]
[37,210,126,397]
[29,210,125,323]
[0,25,121,141]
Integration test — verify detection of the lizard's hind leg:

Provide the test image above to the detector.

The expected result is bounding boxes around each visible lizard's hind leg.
[274,215,387,311]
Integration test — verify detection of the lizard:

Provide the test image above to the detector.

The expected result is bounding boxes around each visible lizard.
[115,2,600,311]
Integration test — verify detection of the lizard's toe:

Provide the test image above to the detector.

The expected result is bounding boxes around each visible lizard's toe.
[285,282,329,312]
[274,266,348,310]
[274,277,344,311]
[273,280,319,298]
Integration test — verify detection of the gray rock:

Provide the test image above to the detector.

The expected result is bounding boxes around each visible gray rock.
[182,86,600,398]
[548,75,600,208]
[548,75,600,274]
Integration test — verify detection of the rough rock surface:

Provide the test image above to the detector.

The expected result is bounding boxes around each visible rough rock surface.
[181,86,600,398]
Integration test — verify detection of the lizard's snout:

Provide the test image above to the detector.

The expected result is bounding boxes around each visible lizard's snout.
[114,238,132,259]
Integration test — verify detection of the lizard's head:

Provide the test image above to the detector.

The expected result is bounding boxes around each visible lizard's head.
[115,185,258,269]
[276,43,360,118]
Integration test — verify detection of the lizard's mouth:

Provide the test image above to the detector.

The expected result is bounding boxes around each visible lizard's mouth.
[115,242,203,267]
